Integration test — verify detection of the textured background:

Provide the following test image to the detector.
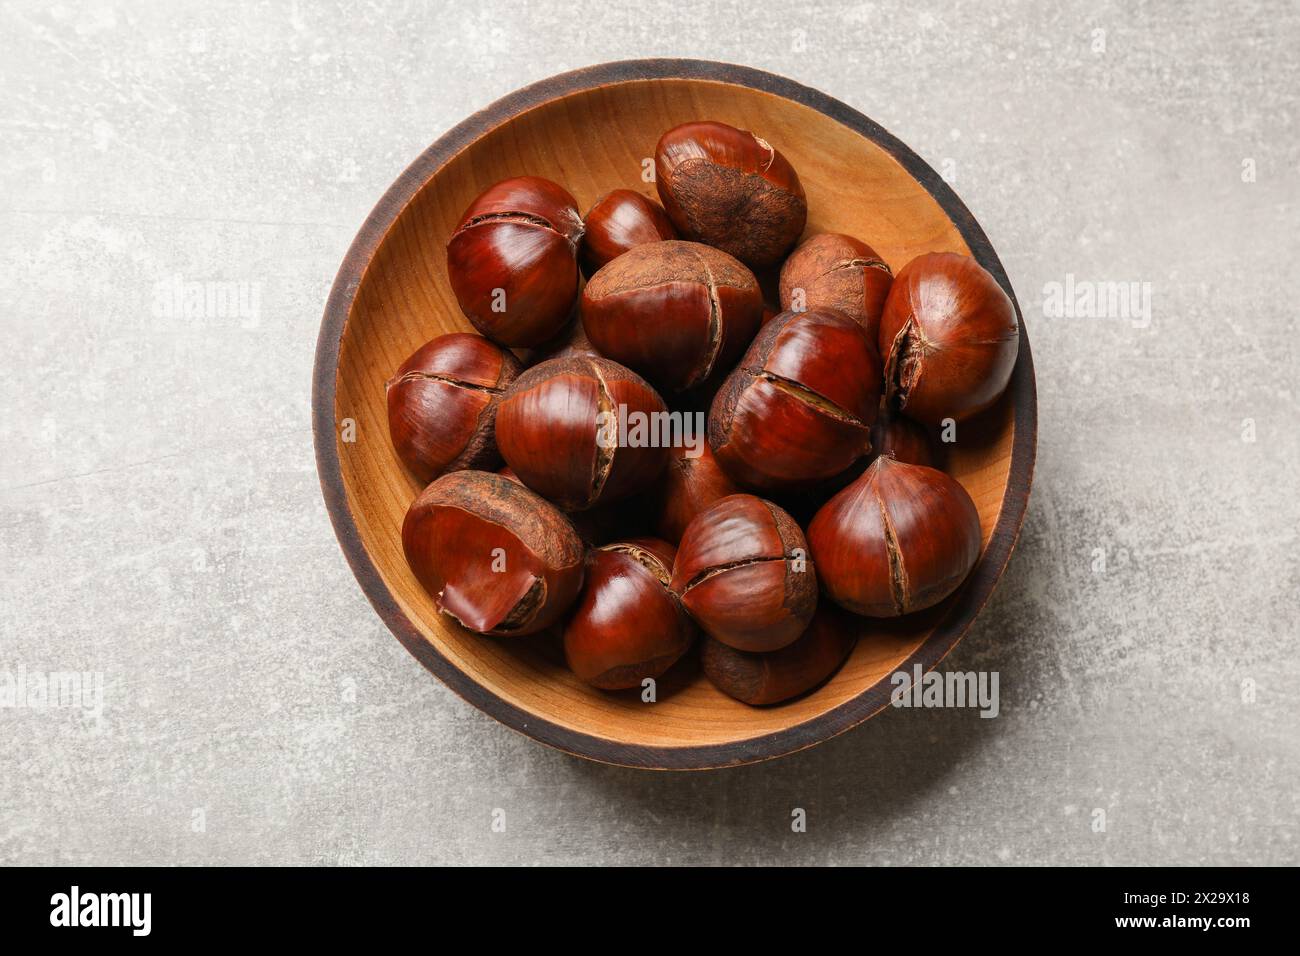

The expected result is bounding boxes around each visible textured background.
[2,0,1297,866]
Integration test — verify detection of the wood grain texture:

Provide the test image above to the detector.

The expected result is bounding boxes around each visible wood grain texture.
[312,59,1037,770]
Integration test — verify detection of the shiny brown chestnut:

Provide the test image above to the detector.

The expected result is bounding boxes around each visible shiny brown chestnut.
[446,176,584,348]
[655,121,807,269]
[709,308,881,492]
[878,252,1019,425]
[650,442,741,545]
[870,410,936,469]
[581,240,763,392]
[779,233,893,341]
[807,456,981,617]
[702,605,857,705]
[563,538,695,690]
[495,354,670,511]
[386,333,523,483]
[670,494,816,652]
[579,189,677,277]
[401,470,585,635]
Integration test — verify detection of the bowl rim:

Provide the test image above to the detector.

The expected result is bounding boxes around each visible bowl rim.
[312,58,1038,771]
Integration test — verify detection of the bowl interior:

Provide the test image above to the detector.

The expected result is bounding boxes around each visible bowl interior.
[329,75,1018,761]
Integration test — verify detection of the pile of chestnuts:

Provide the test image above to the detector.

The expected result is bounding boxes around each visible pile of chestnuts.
[389,119,1019,707]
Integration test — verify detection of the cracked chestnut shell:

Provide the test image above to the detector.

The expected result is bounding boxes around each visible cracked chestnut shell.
[709,308,881,492]
[778,233,893,341]
[650,442,741,545]
[579,189,677,277]
[563,538,695,690]
[401,470,585,636]
[670,494,816,652]
[878,252,1019,425]
[702,605,857,705]
[446,176,584,348]
[807,456,980,617]
[581,240,763,392]
[495,354,670,511]
[386,333,523,483]
[655,121,807,269]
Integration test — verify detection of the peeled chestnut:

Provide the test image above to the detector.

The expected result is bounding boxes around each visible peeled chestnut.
[702,606,857,705]
[655,121,807,269]
[386,333,523,483]
[779,233,893,340]
[495,354,670,511]
[878,252,1019,425]
[808,456,980,617]
[402,470,585,635]
[581,240,763,392]
[870,410,936,469]
[709,308,881,492]
[563,538,694,690]
[670,494,816,652]
[650,442,741,545]
[446,176,584,348]
[579,189,677,277]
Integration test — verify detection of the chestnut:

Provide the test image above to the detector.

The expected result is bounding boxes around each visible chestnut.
[495,354,670,511]
[709,308,881,492]
[702,606,857,705]
[655,121,807,269]
[563,538,695,690]
[779,233,893,341]
[807,456,980,617]
[386,333,523,483]
[650,442,741,545]
[401,470,585,635]
[446,176,584,348]
[878,252,1019,425]
[870,409,936,469]
[581,240,763,392]
[579,189,677,277]
[670,494,816,652]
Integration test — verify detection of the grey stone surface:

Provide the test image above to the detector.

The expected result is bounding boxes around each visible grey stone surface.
[1,0,1297,866]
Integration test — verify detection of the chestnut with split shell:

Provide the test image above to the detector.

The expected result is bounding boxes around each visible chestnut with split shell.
[670,494,816,652]
[709,307,881,492]
[878,251,1019,425]
[386,333,522,483]
[564,538,695,690]
[446,176,584,347]
[581,240,763,393]
[401,470,586,636]
[655,121,807,269]
[702,605,857,705]
[807,456,981,617]
[494,354,670,511]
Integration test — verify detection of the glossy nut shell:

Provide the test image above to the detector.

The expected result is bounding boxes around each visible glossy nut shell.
[385,333,523,483]
[446,176,584,347]
[670,494,816,652]
[807,456,981,617]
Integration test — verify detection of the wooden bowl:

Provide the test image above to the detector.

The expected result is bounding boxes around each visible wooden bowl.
[313,60,1036,770]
